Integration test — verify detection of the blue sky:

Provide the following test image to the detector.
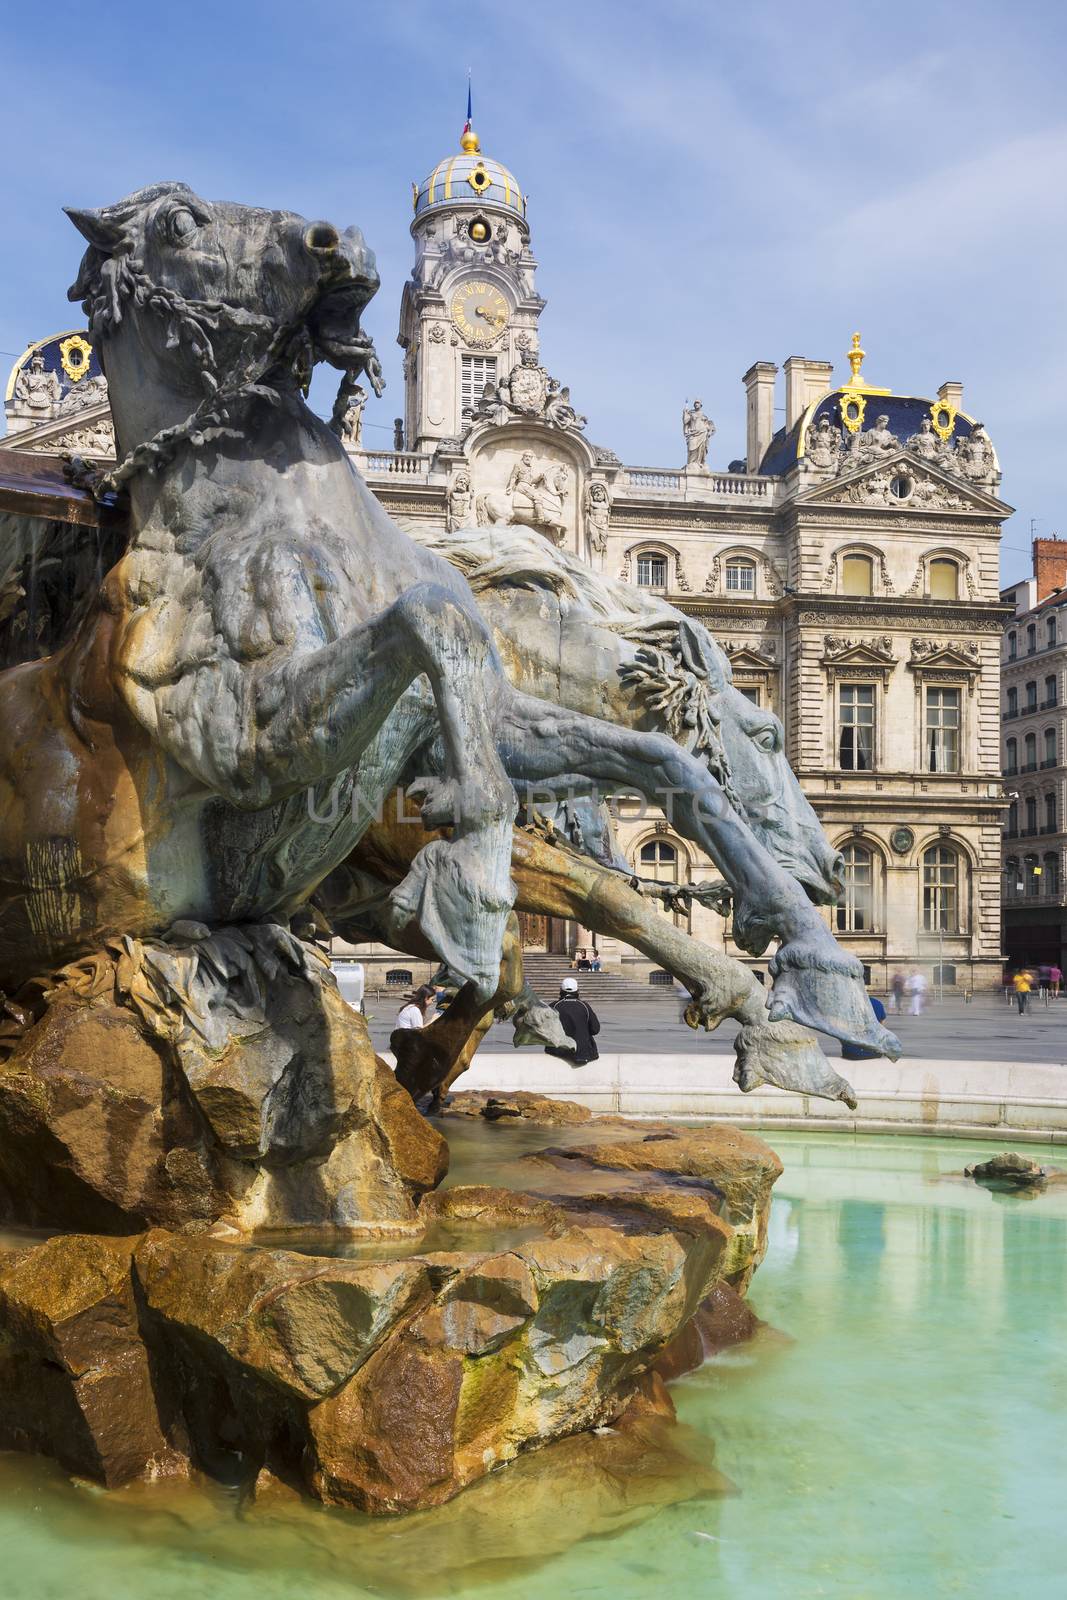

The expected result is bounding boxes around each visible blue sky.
[2,0,1063,580]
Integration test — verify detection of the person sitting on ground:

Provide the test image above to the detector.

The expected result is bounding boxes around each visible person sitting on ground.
[545,977,601,1067]
[1012,968,1032,1014]
[841,987,888,1061]
[570,948,584,970]
[590,951,602,972]
[394,984,438,1031]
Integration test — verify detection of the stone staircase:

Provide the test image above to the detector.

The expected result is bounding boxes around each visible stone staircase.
[520,952,676,1003]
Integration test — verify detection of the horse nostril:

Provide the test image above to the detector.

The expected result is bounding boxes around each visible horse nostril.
[305,222,341,254]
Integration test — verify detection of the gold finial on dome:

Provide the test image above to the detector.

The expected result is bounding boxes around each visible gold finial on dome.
[460,126,480,153]
[846,331,866,387]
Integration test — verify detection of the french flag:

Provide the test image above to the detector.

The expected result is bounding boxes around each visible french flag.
[463,82,473,138]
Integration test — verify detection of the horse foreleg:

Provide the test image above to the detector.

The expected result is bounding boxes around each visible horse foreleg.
[491,688,899,1058]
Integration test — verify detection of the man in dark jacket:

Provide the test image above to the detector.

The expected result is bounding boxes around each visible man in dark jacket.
[546,977,601,1066]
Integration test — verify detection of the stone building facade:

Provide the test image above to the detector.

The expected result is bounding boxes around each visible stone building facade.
[2,125,1012,990]
[1000,538,1067,969]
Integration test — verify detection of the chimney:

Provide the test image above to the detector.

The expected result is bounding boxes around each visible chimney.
[938,380,964,413]
[743,361,777,473]
[783,356,834,432]
[1034,535,1067,602]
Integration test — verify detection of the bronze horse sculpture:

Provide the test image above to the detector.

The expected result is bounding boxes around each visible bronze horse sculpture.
[0,182,896,1067]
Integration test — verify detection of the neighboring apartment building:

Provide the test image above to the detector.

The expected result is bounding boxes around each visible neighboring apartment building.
[1,122,1012,990]
[1001,538,1067,968]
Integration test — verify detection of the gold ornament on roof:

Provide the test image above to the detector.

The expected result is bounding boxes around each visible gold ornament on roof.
[59,333,93,383]
[929,399,956,441]
[845,332,866,387]
[467,162,492,195]
[460,126,481,154]
[840,391,868,434]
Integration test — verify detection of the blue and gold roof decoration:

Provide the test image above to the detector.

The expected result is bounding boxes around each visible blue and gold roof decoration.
[414,124,526,222]
[5,329,105,406]
[759,334,992,477]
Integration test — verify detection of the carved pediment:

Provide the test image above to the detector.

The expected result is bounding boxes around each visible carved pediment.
[2,401,115,461]
[723,639,778,671]
[799,452,1010,515]
[820,633,897,682]
[908,637,981,679]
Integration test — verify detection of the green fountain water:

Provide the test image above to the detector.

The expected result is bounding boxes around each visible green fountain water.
[2,1126,1063,1599]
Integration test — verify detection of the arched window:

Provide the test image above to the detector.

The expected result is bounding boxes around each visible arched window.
[929,559,959,600]
[1026,795,1038,833]
[636,552,668,589]
[1024,732,1037,770]
[923,845,960,931]
[1027,624,1037,654]
[1007,630,1017,661]
[841,554,873,597]
[1046,791,1057,832]
[1048,615,1058,648]
[638,836,688,927]
[725,557,756,594]
[1005,737,1018,774]
[836,842,876,932]
[1044,727,1057,766]
[1005,857,1019,899]
[1026,680,1038,712]
[1044,852,1060,894]
[1045,675,1058,708]
[1007,798,1019,835]
[1006,687,1018,716]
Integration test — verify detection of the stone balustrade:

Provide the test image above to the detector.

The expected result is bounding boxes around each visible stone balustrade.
[622,467,775,500]
[351,449,432,477]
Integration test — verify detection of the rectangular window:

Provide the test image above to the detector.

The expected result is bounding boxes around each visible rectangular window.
[739,686,761,706]
[460,355,497,420]
[636,554,668,588]
[725,560,756,593]
[838,684,875,771]
[926,686,961,773]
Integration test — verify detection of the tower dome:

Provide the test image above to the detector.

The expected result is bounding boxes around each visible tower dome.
[413,125,526,224]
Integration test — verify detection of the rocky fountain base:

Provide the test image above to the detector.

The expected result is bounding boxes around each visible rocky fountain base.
[0,929,781,1515]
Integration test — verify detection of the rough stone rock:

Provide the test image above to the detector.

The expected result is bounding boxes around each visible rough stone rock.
[653,1280,763,1382]
[0,1110,775,1513]
[446,1090,594,1125]
[523,1122,782,1288]
[134,1232,433,1401]
[964,1151,1049,1188]
[0,980,446,1234]
[0,1233,180,1486]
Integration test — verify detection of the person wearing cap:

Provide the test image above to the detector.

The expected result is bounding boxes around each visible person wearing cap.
[545,977,601,1067]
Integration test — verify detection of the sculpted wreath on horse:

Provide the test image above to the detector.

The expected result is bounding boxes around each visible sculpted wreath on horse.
[0,181,899,1110]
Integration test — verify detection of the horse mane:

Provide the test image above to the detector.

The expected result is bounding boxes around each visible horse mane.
[413,521,733,685]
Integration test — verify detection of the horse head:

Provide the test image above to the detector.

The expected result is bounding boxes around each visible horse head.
[672,622,844,905]
[66,182,381,458]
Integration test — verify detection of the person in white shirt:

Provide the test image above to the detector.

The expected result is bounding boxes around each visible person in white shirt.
[395,985,437,1031]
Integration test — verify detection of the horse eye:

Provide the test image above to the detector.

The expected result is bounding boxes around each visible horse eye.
[166,207,198,244]
[755,729,779,752]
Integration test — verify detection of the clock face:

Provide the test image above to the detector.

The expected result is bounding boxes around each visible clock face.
[450,280,509,347]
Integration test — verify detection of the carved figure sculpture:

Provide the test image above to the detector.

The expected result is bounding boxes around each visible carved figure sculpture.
[805,414,842,471]
[338,382,367,446]
[12,350,63,417]
[906,416,941,461]
[682,398,714,468]
[845,413,898,471]
[476,452,571,545]
[0,182,897,1067]
[447,468,473,531]
[584,479,611,554]
[544,379,587,432]
[954,422,997,483]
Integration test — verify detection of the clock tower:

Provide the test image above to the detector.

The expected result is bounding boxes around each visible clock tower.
[399,120,543,451]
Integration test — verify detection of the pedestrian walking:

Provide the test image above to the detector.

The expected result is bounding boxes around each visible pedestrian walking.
[1051,964,1063,998]
[545,977,601,1067]
[905,969,928,1016]
[889,970,906,1014]
[1039,963,1052,1000]
[1012,968,1032,1014]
